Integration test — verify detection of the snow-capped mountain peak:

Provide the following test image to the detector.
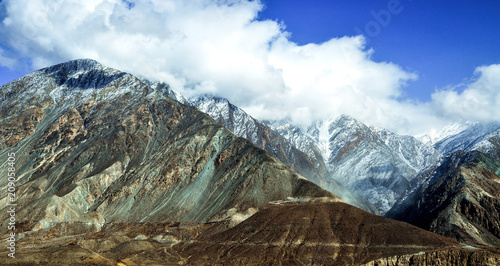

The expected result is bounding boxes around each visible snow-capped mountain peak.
[417,122,471,146]
[433,121,500,158]
[266,114,442,214]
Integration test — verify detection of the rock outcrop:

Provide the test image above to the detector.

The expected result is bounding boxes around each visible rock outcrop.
[365,248,500,266]
[0,59,332,234]
[387,150,500,246]
[270,115,442,214]
[190,95,378,213]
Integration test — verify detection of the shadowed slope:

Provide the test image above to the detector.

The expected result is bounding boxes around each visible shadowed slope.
[190,95,378,214]
[0,59,333,234]
[387,151,500,246]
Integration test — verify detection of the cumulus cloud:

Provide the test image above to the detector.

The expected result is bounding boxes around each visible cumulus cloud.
[263,36,418,126]
[431,64,500,123]
[0,0,498,136]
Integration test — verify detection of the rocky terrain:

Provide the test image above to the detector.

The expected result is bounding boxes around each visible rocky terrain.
[365,247,500,266]
[2,198,500,265]
[269,115,442,214]
[190,94,378,213]
[387,150,500,246]
[177,199,460,265]
[0,59,332,234]
[1,59,499,265]
[434,122,500,158]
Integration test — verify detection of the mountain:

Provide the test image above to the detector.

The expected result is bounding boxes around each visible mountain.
[417,122,469,146]
[0,59,332,233]
[145,88,442,215]
[434,122,500,159]
[387,150,500,246]
[268,115,442,214]
[178,199,461,265]
[188,95,329,183]
[6,198,500,265]
[189,95,378,213]
[142,80,188,104]
[2,59,500,265]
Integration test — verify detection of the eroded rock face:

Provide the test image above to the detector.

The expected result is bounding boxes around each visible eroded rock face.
[0,59,332,234]
[190,95,378,214]
[268,115,442,215]
[387,150,500,246]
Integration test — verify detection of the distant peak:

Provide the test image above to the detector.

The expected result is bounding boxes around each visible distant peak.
[338,114,355,120]
[42,59,104,72]
[40,59,127,90]
[334,114,361,125]
[331,114,366,130]
[196,94,229,103]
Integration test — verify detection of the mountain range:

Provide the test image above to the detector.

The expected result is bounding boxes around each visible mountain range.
[1,59,499,265]
[187,94,445,215]
[387,150,500,246]
[434,122,500,159]
[267,116,442,214]
[0,59,332,229]
[189,94,378,214]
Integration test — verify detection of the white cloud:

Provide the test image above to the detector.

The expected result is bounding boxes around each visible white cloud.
[0,48,16,68]
[262,35,418,127]
[1,0,499,136]
[431,64,500,123]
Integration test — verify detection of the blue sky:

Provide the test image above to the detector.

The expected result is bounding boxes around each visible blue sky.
[259,0,500,102]
[1,0,500,134]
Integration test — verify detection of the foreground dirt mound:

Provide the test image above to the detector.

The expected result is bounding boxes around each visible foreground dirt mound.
[2,201,500,265]
[176,201,460,265]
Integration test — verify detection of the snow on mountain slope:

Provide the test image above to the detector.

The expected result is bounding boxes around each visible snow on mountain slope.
[434,122,500,158]
[264,119,328,161]
[189,95,378,214]
[0,59,334,232]
[417,122,470,147]
[189,95,260,144]
[267,115,442,214]
[142,80,188,104]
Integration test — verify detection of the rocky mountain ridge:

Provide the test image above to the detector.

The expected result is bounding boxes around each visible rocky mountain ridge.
[138,77,500,220]
[189,94,378,213]
[268,115,442,214]
[142,79,500,217]
[188,93,444,214]
[0,59,333,233]
[387,150,500,246]
[1,59,500,265]
[434,122,500,159]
